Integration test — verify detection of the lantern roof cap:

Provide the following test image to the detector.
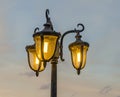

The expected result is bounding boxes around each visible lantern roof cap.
[33,9,61,37]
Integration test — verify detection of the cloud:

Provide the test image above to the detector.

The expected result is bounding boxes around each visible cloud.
[70,92,77,97]
[40,83,50,90]
[20,71,35,77]
[0,43,14,54]
[99,85,112,95]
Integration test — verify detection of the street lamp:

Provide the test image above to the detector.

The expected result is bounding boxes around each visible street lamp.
[25,9,89,97]
[69,27,89,75]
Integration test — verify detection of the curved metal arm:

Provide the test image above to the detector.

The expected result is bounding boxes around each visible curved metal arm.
[60,23,84,61]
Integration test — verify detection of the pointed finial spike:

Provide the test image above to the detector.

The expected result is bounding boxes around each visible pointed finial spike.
[46,9,50,21]
[77,70,80,75]
[36,71,39,77]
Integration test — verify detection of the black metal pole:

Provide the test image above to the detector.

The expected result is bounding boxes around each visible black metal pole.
[51,58,58,97]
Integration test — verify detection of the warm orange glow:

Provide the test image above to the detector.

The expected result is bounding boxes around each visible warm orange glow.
[26,45,46,72]
[34,35,58,61]
[69,42,89,71]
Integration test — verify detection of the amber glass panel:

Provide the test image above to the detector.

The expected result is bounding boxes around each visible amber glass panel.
[43,35,58,60]
[70,45,82,69]
[38,61,45,71]
[27,48,45,71]
[34,35,58,61]
[34,36,42,60]
[69,44,88,70]
[81,45,88,69]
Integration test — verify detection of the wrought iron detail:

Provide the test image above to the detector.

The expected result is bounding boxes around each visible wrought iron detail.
[60,23,85,61]
[34,27,39,34]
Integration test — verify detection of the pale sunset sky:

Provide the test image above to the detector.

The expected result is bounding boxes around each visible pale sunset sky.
[0,0,120,97]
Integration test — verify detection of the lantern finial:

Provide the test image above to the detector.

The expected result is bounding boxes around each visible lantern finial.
[46,9,50,21]
[45,9,53,30]
[36,71,39,77]
[77,70,80,75]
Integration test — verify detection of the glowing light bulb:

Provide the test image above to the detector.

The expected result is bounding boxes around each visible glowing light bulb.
[44,42,48,53]
[77,52,81,62]
[35,57,39,65]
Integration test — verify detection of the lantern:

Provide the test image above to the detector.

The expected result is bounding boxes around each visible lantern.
[26,44,46,76]
[33,32,60,61]
[69,34,89,75]
[33,9,60,62]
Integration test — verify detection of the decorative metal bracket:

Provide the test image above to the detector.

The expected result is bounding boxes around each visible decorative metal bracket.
[60,23,85,61]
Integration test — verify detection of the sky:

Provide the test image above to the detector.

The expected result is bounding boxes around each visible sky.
[0,0,120,97]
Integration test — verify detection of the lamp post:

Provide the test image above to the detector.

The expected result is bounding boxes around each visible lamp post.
[25,9,89,97]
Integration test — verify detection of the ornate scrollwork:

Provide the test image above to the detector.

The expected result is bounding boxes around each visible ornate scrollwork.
[60,23,85,61]
[34,27,39,34]
[46,9,50,21]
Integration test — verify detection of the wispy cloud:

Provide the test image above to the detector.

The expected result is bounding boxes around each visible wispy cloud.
[20,71,35,77]
[0,43,14,54]
[39,83,50,90]
[99,85,112,95]
[70,92,77,97]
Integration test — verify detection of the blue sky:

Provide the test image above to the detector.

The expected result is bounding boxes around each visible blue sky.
[0,0,120,97]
